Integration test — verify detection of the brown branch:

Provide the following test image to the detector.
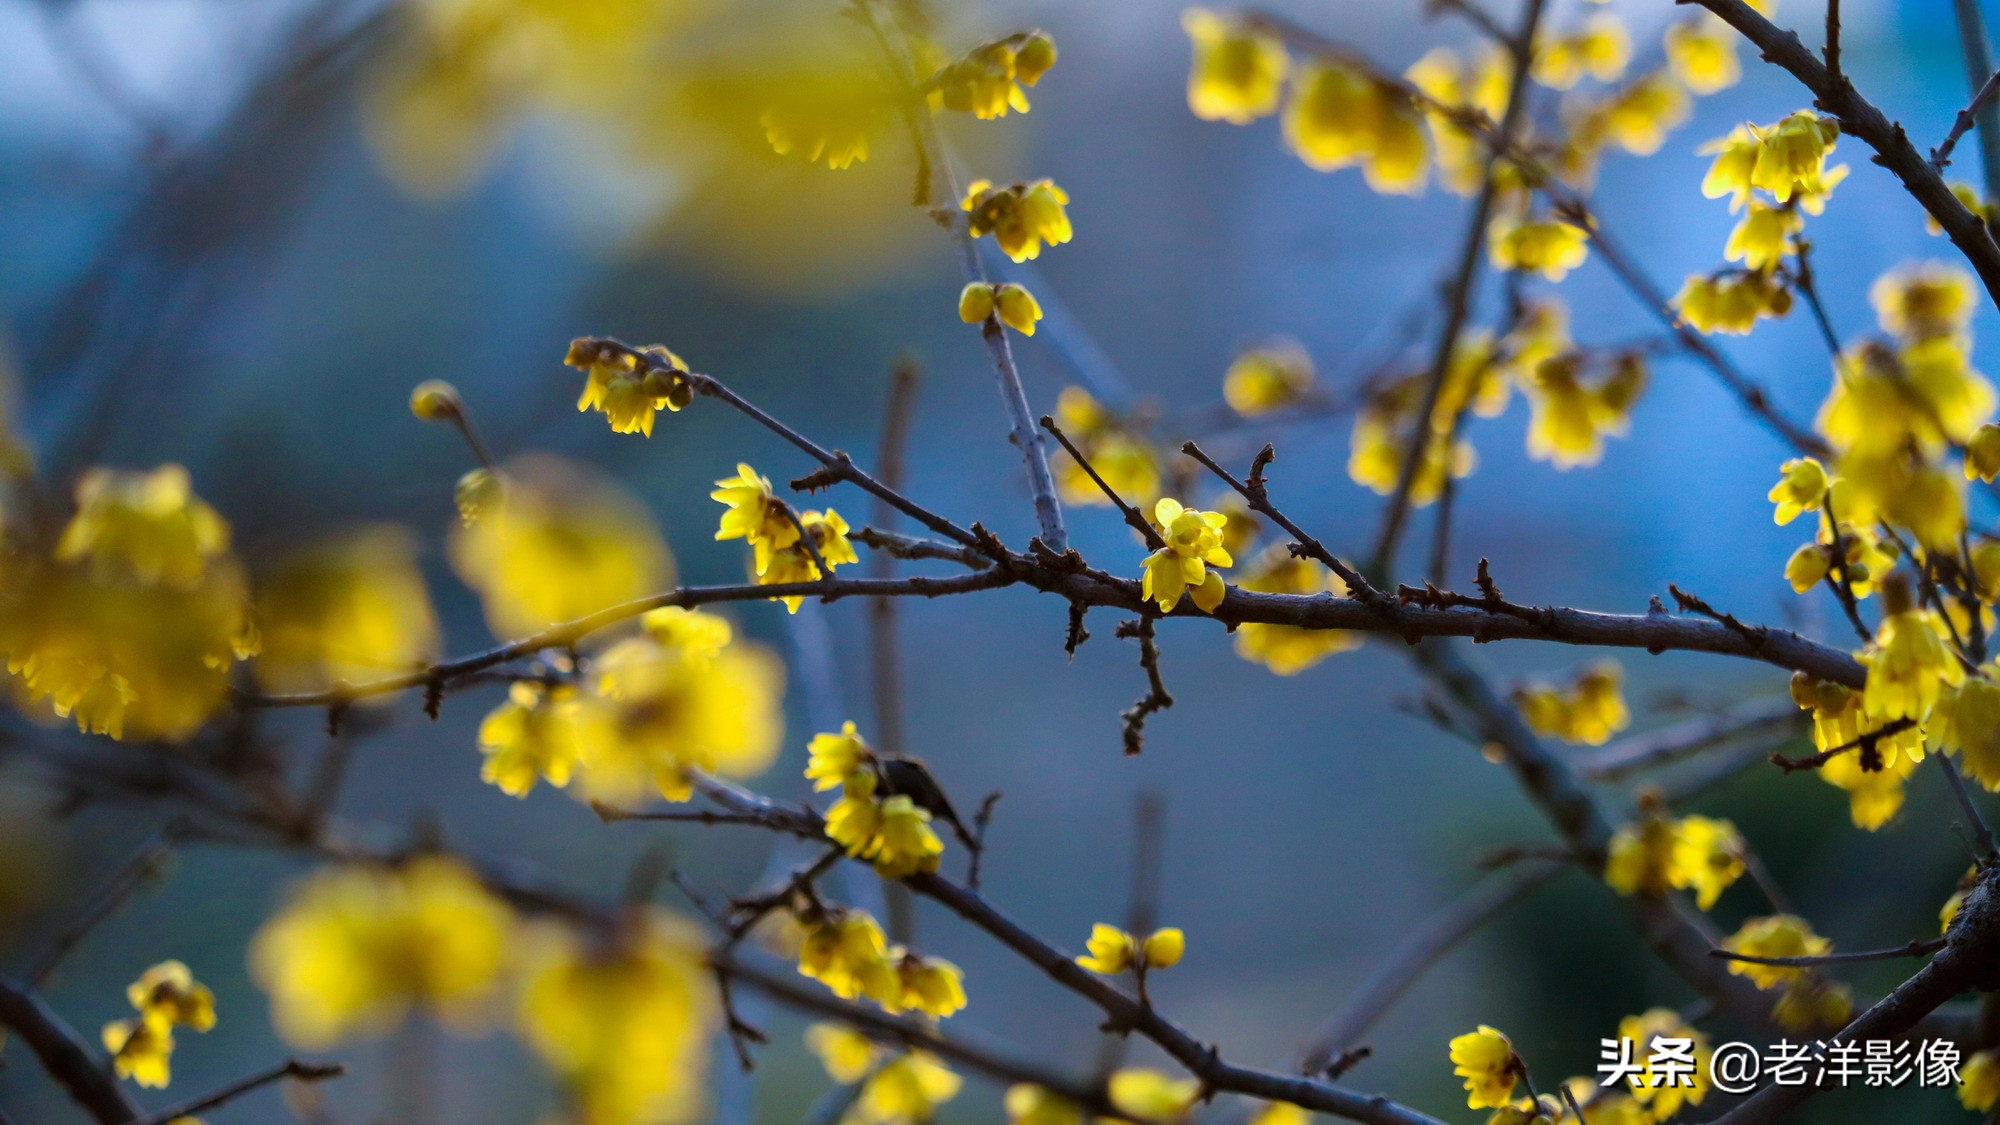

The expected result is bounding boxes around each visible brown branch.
[1180,441,1385,606]
[1709,937,1945,969]
[1576,698,1806,782]
[1117,616,1174,756]
[0,979,141,1124]
[136,1059,345,1125]
[1366,0,1546,578]
[1297,861,1565,1073]
[1935,68,2000,176]
[1949,0,2000,200]
[1041,415,1163,550]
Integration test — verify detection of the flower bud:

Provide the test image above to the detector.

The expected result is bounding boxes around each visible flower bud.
[958,283,996,324]
[1014,32,1057,85]
[993,283,1043,336]
[1785,542,1829,593]
[409,380,462,422]
[1140,927,1184,969]
[1969,423,2000,483]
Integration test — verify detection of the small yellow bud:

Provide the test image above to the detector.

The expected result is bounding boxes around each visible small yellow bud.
[409,380,461,422]
[1969,423,2000,482]
[993,283,1043,336]
[1140,928,1184,969]
[1789,670,1818,710]
[1785,543,1829,593]
[1015,32,1057,86]
[958,283,997,324]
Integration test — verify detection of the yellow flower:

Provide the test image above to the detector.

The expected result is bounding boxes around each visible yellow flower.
[761,105,873,170]
[1615,1009,1710,1118]
[250,856,513,1047]
[1749,111,1842,204]
[1513,661,1628,745]
[963,179,1074,262]
[712,463,800,560]
[1248,1103,1308,1125]
[855,1052,963,1125]
[1519,352,1642,470]
[103,1016,174,1088]
[477,680,612,797]
[873,795,945,878]
[1051,389,1162,508]
[588,629,785,803]
[1489,214,1590,281]
[1665,16,1741,94]
[1284,60,1428,194]
[1968,423,2000,481]
[890,953,967,1019]
[568,340,689,438]
[1407,46,1512,194]
[1674,269,1791,334]
[1859,586,1964,723]
[935,40,1036,120]
[454,466,504,526]
[807,1022,880,1084]
[1672,815,1746,910]
[253,527,440,694]
[1141,498,1233,613]
[56,465,229,589]
[958,282,996,324]
[1182,10,1288,124]
[1233,547,1361,674]
[1767,458,1828,524]
[1141,927,1185,968]
[1871,260,1975,340]
[807,721,874,792]
[798,910,898,1005]
[1593,70,1693,157]
[1532,14,1632,90]
[757,508,859,611]
[1725,204,1800,271]
[1007,1084,1085,1125]
[1108,1069,1199,1125]
[127,961,216,1033]
[1719,914,1828,990]
[826,768,887,859]
[1076,923,1182,973]
[1962,1049,2000,1111]
[1449,1025,1520,1110]
[1076,922,1135,974]
[1771,976,1854,1032]
[450,454,670,638]
[517,908,715,1125]
[1603,813,1678,899]
[1785,543,1830,593]
[1940,674,2000,790]
[1223,342,1313,416]
[994,283,1043,336]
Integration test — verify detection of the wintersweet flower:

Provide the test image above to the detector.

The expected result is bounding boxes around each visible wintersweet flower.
[1182,10,1288,124]
[1140,498,1233,613]
[1284,60,1428,194]
[1448,1025,1520,1109]
[1767,458,1828,524]
[962,179,1073,262]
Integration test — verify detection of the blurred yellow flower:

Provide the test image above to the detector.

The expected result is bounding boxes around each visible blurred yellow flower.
[1108,1069,1199,1124]
[1532,15,1632,90]
[517,907,715,1125]
[1233,547,1361,674]
[254,527,440,694]
[1182,10,1288,125]
[588,626,784,802]
[251,856,513,1047]
[56,465,229,589]
[477,680,612,797]
[963,179,1074,262]
[1223,341,1314,416]
[1284,60,1428,194]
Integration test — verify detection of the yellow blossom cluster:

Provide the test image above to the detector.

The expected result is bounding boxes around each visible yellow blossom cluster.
[811,723,948,878]
[1603,802,1746,910]
[1512,660,1629,745]
[713,462,859,612]
[1610,1009,1711,1119]
[1049,388,1162,510]
[959,282,1043,336]
[796,907,966,1021]
[103,960,216,1089]
[3,464,255,742]
[476,605,783,804]
[1075,922,1185,976]
[1789,670,1923,829]
[1719,914,1854,1031]
[566,339,692,439]
[807,1025,965,1124]
[1140,498,1234,613]
[962,179,1074,262]
[1677,111,1845,334]
[932,31,1057,120]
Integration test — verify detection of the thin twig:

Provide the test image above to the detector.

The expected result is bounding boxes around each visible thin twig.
[1117,616,1174,756]
[27,822,182,987]
[136,1059,346,1125]
[1709,937,1945,968]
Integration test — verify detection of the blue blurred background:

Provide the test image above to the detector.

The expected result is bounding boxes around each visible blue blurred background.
[0,0,1995,1121]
